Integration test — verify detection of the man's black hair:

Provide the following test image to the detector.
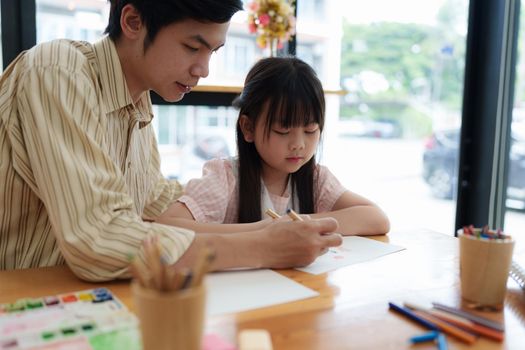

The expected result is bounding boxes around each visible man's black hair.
[105,0,243,45]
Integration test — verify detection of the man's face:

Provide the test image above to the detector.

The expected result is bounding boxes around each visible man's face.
[139,19,230,102]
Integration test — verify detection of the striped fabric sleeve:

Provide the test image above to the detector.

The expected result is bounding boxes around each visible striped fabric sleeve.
[15,52,194,281]
[177,158,235,223]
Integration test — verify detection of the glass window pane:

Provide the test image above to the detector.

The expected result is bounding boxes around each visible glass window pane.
[33,2,267,88]
[200,6,285,87]
[36,0,109,43]
[152,105,237,184]
[296,0,469,235]
[505,6,525,249]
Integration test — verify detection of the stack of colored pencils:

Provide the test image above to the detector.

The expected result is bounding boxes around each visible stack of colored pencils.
[129,235,215,292]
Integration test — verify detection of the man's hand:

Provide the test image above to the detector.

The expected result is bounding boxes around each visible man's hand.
[255,217,341,268]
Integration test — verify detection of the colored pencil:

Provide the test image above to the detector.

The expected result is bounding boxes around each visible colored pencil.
[436,332,448,350]
[143,235,164,290]
[286,208,303,221]
[265,208,281,219]
[405,302,503,342]
[412,310,477,344]
[409,331,439,343]
[129,258,151,289]
[388,302,439,330]
[129,236,214,292]
[432,302,505,332]
[190,246,216,287]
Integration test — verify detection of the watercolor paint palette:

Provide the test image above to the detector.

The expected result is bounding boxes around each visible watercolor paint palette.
[0,289,141,350]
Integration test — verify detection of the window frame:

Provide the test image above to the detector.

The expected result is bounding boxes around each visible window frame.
[455,0,520,233]
[1,0,36,70]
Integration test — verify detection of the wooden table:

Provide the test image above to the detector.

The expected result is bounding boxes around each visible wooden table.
[1,230,524,349]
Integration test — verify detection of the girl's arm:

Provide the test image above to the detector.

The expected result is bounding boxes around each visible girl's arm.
[309,191,390,236]
[155,202,271,233]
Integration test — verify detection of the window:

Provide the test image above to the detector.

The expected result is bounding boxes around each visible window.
[505,5,525,240]
[199,11,270,86]
[6,0,513,238]
[152,105,237,184]
[296,0,469,234]
[35,0,108,43]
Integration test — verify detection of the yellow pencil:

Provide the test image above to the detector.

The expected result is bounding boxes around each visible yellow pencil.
[170,268,189,291]
[286,208,303,221]
[144,235,163,290]
[129,257,152,289]
[190,246,216,287]
[265,208,281,219]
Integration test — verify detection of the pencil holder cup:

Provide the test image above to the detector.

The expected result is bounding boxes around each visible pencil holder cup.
[458,229,515,310]
[131,281,206,350]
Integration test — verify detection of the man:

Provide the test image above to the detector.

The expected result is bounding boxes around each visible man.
[0,0,341,281]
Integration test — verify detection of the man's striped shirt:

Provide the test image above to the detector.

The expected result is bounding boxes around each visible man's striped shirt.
[0,36,194,281]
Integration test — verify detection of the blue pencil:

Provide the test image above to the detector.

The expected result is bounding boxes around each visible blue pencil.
[409,331,439,343]
[388,302,439,330]
[436,333,448,350]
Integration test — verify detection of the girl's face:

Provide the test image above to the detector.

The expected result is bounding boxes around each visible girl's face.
[241,113,321,179]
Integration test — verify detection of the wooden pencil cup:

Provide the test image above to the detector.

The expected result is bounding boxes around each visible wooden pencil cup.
[131,281,206,350]
[458,230,515,310]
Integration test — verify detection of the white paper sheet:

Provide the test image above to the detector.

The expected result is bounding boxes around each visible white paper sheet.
[205,269,318,316]
[295,236,405,275]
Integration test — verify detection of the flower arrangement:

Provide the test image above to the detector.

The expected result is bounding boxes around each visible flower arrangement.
[246,0,296,55]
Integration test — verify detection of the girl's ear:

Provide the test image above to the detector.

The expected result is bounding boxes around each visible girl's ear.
[239,115,255,142]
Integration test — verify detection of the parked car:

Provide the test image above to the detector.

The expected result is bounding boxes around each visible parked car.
[338,117,402,138]
[364,118,402,138]
[161,133,235,184]
[422,129,460,199]
[193,135,230,160]
[422,126,525,210]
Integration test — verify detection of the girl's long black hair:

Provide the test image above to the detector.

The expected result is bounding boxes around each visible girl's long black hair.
[233,56,325,223]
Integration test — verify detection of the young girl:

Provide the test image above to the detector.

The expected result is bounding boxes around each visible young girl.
[158,57,389,236]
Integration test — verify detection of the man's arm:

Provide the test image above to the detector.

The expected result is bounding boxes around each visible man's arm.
[173,218,342,270]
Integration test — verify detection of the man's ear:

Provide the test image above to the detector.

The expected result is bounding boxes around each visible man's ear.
[239,115,255,142]
[120,4,144,40]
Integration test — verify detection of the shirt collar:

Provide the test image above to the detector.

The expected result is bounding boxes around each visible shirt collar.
[92,36,153,124]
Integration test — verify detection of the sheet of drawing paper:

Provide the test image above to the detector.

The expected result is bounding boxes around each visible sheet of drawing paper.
[296,236,405,275]
[206,269,318,316]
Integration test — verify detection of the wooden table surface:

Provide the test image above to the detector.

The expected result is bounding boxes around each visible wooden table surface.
[1,230,524,350]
